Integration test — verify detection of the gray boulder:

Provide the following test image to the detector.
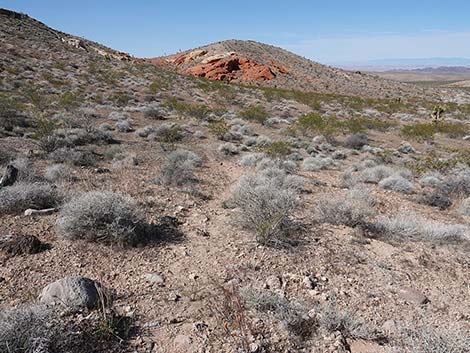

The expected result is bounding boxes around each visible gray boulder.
[39,276,101,309]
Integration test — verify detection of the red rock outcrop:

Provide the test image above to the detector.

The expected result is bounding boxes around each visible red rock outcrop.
[186,57,276,82]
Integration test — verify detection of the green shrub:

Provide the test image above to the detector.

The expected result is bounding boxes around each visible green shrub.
[264,141,293,158]
[238,105,268,124]
[296,112,340,137]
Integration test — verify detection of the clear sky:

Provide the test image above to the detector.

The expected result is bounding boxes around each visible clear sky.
[3,0,470,64]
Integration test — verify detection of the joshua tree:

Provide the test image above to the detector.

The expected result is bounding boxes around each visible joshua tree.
[431,105,445,125]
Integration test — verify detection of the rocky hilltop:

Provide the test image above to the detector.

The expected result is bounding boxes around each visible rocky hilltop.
[153,39,441,99]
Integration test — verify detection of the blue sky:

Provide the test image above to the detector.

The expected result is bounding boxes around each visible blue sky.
[3,0,470,64]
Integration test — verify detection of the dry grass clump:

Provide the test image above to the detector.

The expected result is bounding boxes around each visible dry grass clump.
[360,165,396,183]
[319,300,378,341]
[372,212,469,243]
[457,197,470,216]
[115,119,132,132]
[56,191,149,246]
[418,191,453,210]
[397,324,470,353]
[314,188,376,228]
[242,288,312,336]
[12,158,40,182]
[44,164,74,182]
[302,156,335,171]
[344,132,368,150]
[231,167,302,246]
[0,305,56,353]
[218,142,239,156]
[378,175,415,194]
[156,149,202,186]
[0,182,59,214]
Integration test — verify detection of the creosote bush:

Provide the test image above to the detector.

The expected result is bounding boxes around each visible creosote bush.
[56,191,150,246]
[231,167,303,246]
[238,105,268,124]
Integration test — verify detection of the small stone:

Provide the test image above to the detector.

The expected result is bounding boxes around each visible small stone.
[173,334,192,349]
[144,273,165,286]
[193,321,208,332]
[24,208,56,216]
[249,342,260,352]
[397,287,429,305]
[168,292,181,302]
[398,142,415,154]
[39,276,102,309]
[302,276,316,289]
[265,275,281,290]
[382,319,400,335]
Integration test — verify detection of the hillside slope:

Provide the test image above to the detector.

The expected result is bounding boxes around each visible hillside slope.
[1,8,470,353]
[152,39,439,99]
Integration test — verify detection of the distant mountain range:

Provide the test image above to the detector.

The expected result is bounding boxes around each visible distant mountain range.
[334,58,470,71]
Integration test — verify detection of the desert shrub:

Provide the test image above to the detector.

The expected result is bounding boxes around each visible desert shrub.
[457,197,470,216]
[231,168,302,245]
[143,105,165,119]
[437,169,470,198]
[242,288,312,336]
[239,153,266,167]
[0,182,59,214]
[319,300,377,340]
[264,141,292,158]
[209,119,230,139]
[99,123,113,131]
[360,165,394,183]
[419,172,446,188]
[0,305,56,353]
[135,125,155,138]
[116,120,132,132]
[109,111,130,121]
[12,158,40,182]
[57,191,148,246]
[344,133,369,150]
[109,92,130,107]
[401,122,436,141]
[44,164,74,182]
[402,121,469,141]
[314,188,376,227]
[238,105,268,124]
[371,212,469,243]
[218,142,239,156]
[398,325,470,353]
[379,175,415,194]
[58,91,83,111]
[296,112,340,137]
[418,191,452,210]
[302,156,335,171]
[49,148,97,167]
[157,150,202,186]
[152,123,183,143]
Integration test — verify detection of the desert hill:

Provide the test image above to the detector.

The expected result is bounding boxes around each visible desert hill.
[152,39,440,99]
[1,8,470,353]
